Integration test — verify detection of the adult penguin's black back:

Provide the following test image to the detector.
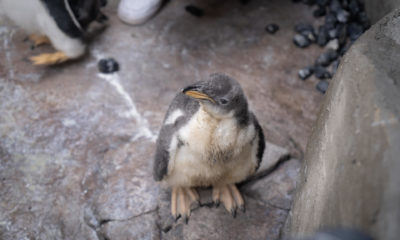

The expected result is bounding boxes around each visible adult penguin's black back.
[0,0,107,65]
[41,0,107,39]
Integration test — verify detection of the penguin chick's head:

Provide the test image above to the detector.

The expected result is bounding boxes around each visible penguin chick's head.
[182,73,249,121]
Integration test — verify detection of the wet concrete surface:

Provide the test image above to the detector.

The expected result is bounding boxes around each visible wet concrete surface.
[1,0,325,239]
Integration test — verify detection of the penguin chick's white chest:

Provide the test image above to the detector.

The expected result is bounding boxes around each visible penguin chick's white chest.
[165,106,258,187]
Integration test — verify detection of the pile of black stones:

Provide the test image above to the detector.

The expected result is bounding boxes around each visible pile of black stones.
[292,0,370,93]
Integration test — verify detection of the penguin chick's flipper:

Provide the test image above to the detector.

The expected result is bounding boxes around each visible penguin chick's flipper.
[30,51,69,65]
[212,184,245,217]
[171,187,199,223]
[29,34,51,47]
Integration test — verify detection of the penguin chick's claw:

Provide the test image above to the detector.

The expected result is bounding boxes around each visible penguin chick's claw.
[212,184,245,217]
[29,34,50,47]
[30,51,69,65]
[170,187,199,223]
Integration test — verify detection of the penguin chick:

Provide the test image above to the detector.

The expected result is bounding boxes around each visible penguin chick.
[0,0,107,65]
[154,73,265,221]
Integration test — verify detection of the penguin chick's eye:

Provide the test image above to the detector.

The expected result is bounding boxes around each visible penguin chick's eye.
[218,98,229,105]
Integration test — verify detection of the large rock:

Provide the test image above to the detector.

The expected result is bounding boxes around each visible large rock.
[160,159,300,240]
[284,8,400,240]
[364,0,400,23]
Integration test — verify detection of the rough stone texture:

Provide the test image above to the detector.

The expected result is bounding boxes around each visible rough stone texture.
[283,8,400,240]
[0,0,325,239]
[160,159,301,240]
[364,0,400,23]
[243,159,301,211]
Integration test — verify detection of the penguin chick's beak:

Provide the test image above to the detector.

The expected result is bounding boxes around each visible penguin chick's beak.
[182,85,215,103]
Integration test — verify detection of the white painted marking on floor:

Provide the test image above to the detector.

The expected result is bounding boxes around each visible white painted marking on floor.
[92,49,156,142]
[97,72,157,142]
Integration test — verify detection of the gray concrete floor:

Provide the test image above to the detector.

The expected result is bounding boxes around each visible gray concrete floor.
[0,0,326,239]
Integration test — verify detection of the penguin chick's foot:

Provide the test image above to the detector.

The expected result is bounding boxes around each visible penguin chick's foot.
[171,187,199,223]
[29,34,51,47]
[212,184,245,217]
[30,51,69,65]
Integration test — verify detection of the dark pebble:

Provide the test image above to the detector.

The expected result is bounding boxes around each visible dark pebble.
[293,34,311,48]
[348,0,361,15]
[347,22,364,41]
[341,0,349,8]
[240,0,251,5]
[357,11,371,30]
[295,23,314,33]
[302,30,317,42]
[325,22,336,31]
[265,24,279,34]
[297,25,317,42]
[316,53,331,66]
[331,59,340,75]
[316,0,329,7]
[325,12,337,25]
[328,28,339,39]
[336,9,350,23]
[338,24,347,46]
[316,80,329,94]
[317,27,329,46]
[98,58,119,73]
[313,7,327,17]
[185,5,204,17]
[315,50,338,66]
[314,65,332,79]
[327,50,339,61]
[302,0,316,6]
[339,41,353,56]
[329,0,342,13]
[298,67,314,80]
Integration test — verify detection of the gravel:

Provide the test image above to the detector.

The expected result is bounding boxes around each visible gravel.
[325,12,337,25]
[295,23,314,33]
[185,5,204,17]
[336,9,350,23]
[330,59,340,75]
[316,80,329,94]
[347,22,364,41]
[316,0,329,7]
[317,26,329,46]
[328,28,339,39]
[348,0,362,15]
[98,58,119,73]
[265,24,280,34]
[314,65,332,79]
[326,39,340,50]
[329,0,342,13]
[302,30,317,42]
[313,7,326,17]
[298,67,314,80]
[315,50,338,67]
[292,0,370,93]
[293,34,311,48]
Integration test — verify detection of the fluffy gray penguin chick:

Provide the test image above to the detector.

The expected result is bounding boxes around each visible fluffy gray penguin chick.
[154,73,265,222]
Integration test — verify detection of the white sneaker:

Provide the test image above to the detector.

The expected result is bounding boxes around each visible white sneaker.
[118,0,162,25]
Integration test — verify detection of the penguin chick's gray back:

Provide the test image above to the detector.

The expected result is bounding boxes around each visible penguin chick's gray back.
[153,92,200,181]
